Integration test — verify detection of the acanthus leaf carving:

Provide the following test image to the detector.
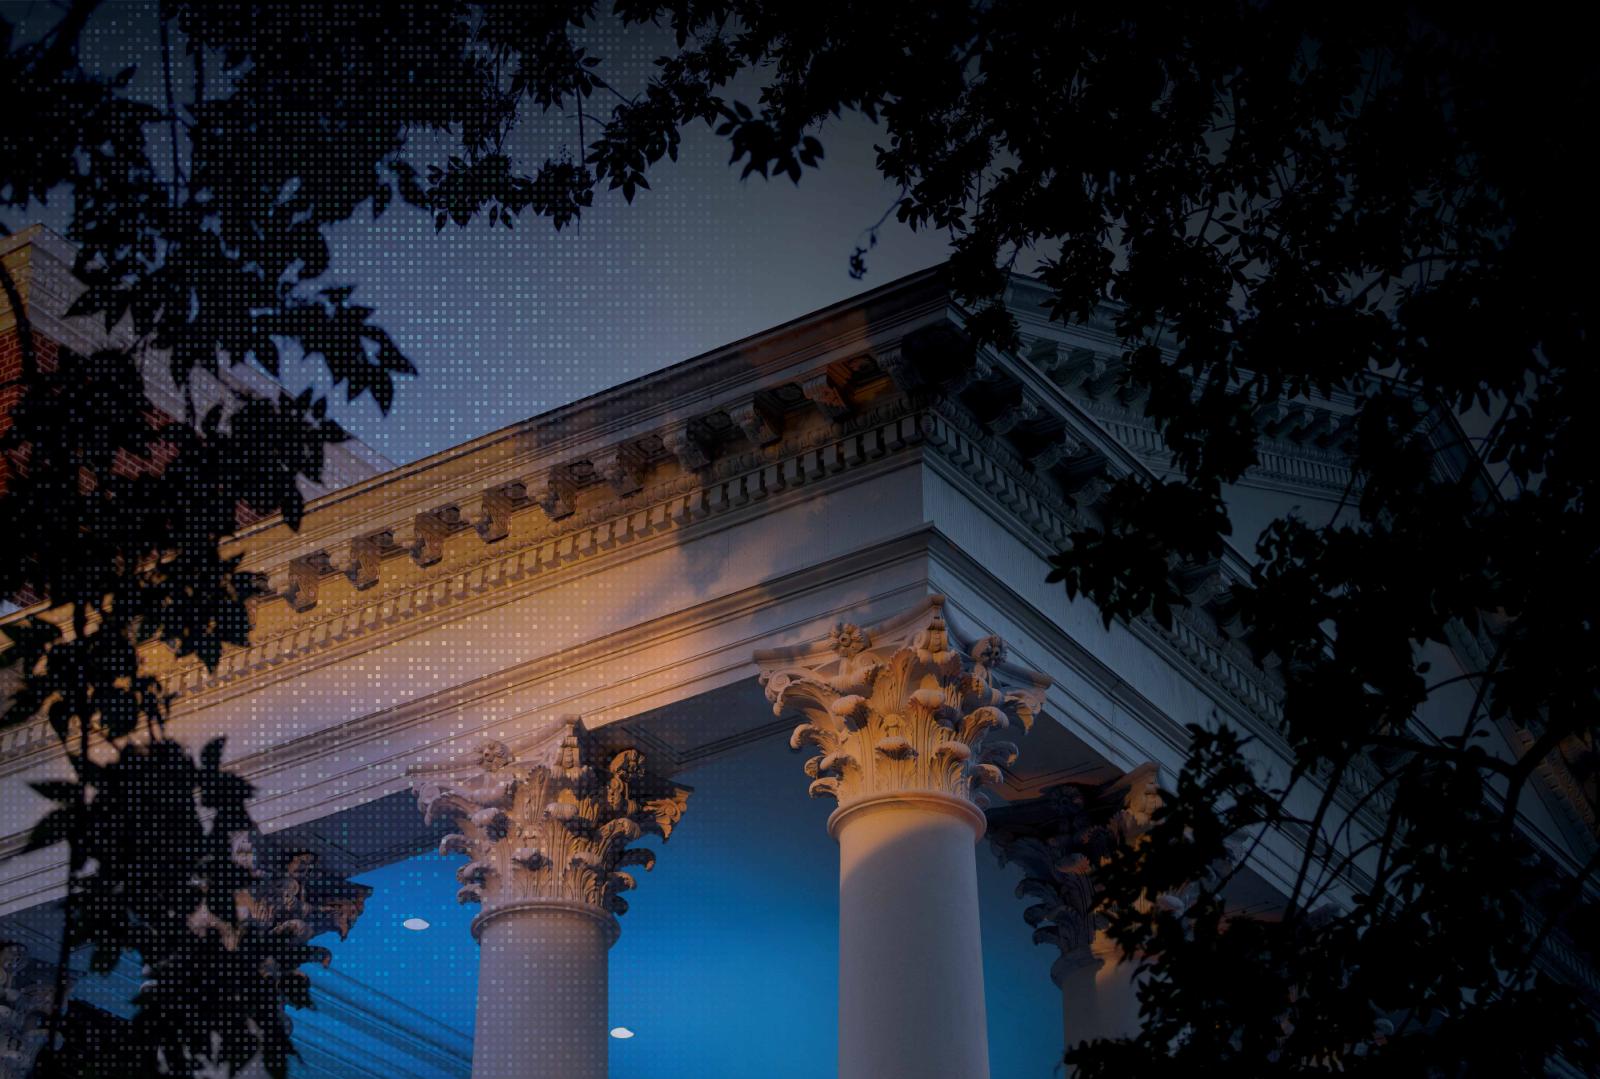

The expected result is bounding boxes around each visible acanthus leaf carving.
[532,468,577,520]
[944,351,995,397]
[479,481,529,542]
[286,551,334,612]
[414,505,468,566]
[231,835,372,947]
[989,395,1040,436]
[761,598,1050,810]
[593,447,644,498]
[984,763,1240,983]
[663,426,712,471]
[348,528,404,589]
[800,371,851,422]
[414,721,690,934]
[1028,432,1085,472]
[142,834,374,1071]
[728,398,781,446]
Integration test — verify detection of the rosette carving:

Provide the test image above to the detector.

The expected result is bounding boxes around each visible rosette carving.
[759,597,1051,808]
[415,721,690,933]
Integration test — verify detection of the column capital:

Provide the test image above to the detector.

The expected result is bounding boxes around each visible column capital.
[229,837,372,947]
[413,720,690,940]
[759,596,1052,821]
[986,764,1161,984]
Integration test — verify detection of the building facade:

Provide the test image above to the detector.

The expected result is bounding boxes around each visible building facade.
[1,252,1593,1077]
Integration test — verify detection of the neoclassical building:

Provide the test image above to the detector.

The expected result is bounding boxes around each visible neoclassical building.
[1,225,1594,1078]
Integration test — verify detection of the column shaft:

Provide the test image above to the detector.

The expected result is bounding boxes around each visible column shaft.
[473,904,611,1079]
[835,796,990,1079]
[412,724,690,1079]
[1059,942,1141,1058]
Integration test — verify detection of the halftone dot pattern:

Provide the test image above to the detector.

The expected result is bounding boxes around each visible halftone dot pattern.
[0,5,1068,1078]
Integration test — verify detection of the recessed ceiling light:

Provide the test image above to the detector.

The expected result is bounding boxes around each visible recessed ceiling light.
[402,917,430,931]
[610,1027,634,1040]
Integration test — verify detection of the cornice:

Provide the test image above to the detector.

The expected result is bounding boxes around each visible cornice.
[1085,403,1356,497]
[913,402,1287,730]
[183,397,929,691]
[1,274,1381,865]
[218,267,952,564]
[993,279,1363,500]
[914,391,1394,838]
[3,376,1294,812]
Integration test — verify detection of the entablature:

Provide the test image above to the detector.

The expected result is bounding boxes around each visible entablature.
[0,267,1392,855]
[1,272,1294,783]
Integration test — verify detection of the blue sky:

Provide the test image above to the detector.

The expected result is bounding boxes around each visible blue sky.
[315,107,954,466]
[5,0,955,466]
[322,734,1065,1079]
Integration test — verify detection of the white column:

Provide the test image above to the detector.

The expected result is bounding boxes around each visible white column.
[1056,932,1142,1051]
[760,598,1051,1079]
[834,793,990,1079]
[414,722,689,1079]
[985,765,1161,1060]
[472,901,612,1079]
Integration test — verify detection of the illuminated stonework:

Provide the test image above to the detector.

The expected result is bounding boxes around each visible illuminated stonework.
[415,722,690,937]
[759,598,1055,1079]
[761,598,1050,812]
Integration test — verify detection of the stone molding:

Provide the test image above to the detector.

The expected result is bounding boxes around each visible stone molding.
[2,312,1303,811]
[1085,403,1356,496]
[164,397,924,685]
[0,385,1287,789]
[914,403,1289,730]
[758,596,1051,815]
[1,268,1362,756]
[413,721,689,940]
[825,788,989,841]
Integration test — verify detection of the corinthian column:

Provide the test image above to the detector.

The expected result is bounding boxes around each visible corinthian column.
[759,597,1051,1079]
[414,721,690,1079]
[985,765,1161,1056]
